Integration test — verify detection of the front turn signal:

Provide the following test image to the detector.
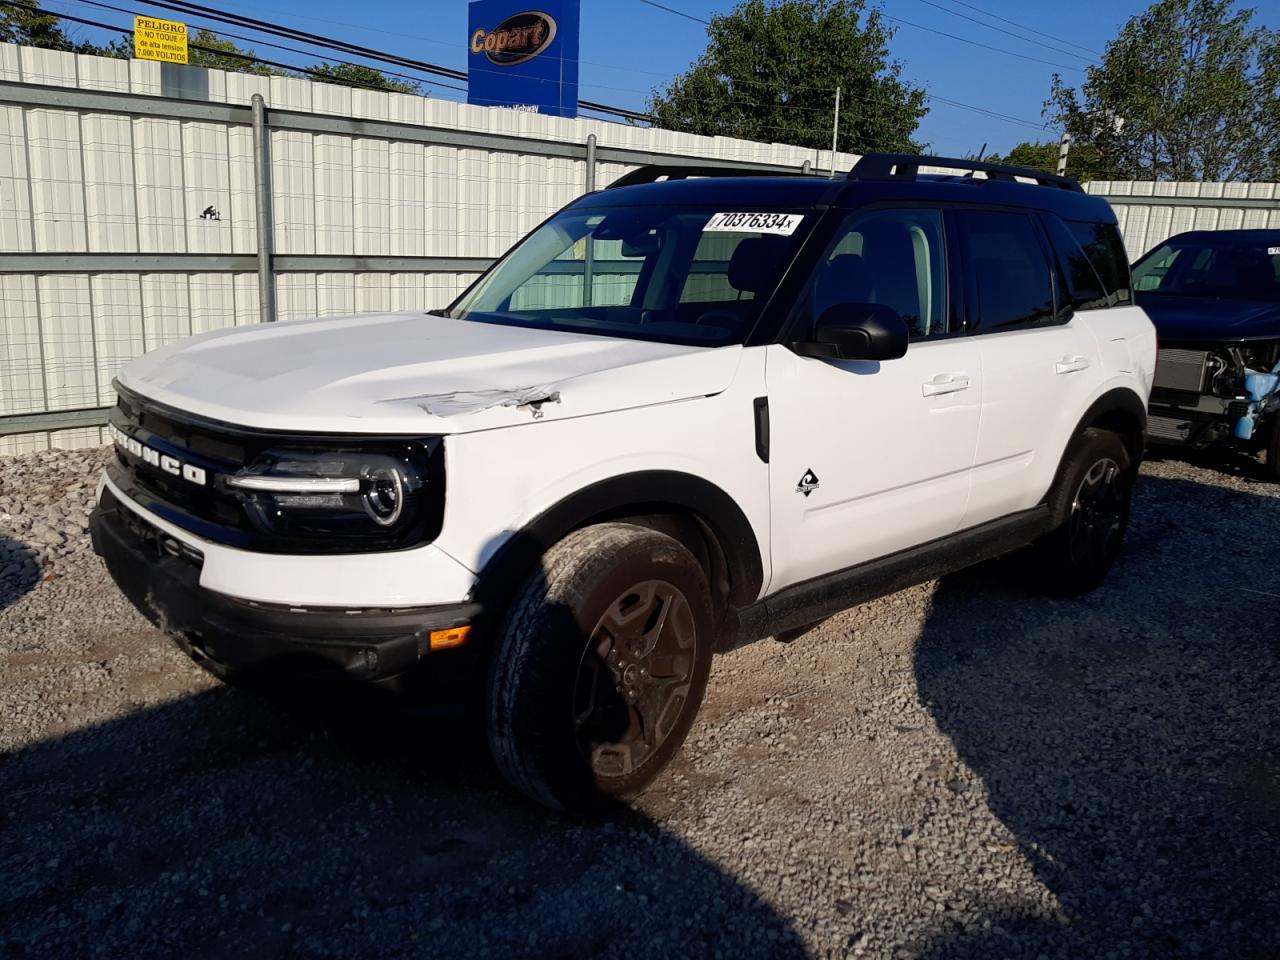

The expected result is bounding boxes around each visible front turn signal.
[428,625,472,651]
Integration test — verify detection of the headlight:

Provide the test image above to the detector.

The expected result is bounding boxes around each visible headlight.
[222,443,437,548]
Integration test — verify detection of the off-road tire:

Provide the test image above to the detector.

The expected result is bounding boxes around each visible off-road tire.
[486,523,714,812]
[1034,428,1134,597]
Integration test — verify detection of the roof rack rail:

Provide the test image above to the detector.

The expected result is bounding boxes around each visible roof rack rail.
[607,164,811,189]
[848,153,1084,193]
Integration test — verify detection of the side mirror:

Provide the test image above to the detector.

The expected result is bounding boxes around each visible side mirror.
[792,302,909,361]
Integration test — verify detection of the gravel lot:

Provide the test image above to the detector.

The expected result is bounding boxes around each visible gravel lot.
[2,446,1278,959]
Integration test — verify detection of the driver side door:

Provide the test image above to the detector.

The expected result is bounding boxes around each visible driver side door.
[763,206,982,594]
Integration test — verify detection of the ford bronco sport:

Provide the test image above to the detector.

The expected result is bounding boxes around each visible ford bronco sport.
[91,154,1156,811]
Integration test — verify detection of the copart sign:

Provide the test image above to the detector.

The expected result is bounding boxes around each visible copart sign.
[466,0,581,118]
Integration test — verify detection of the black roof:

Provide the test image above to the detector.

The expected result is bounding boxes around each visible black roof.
[1159,229,1280,243]
[575,154,1117,224]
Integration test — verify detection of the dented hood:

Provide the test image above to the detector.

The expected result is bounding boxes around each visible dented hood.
[117,312,742,434]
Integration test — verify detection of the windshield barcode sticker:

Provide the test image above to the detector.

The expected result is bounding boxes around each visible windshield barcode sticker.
[703,212,804,236]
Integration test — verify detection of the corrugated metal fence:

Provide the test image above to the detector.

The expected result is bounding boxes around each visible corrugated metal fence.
[0,43,856,452]
[1086,180,1280,259]
[3,43,1278,452]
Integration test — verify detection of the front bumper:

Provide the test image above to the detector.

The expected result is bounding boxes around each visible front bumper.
[90,494,480,680]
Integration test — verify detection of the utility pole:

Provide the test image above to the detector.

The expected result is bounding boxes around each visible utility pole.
[829,85,841,179]
[1056,132,1073,176]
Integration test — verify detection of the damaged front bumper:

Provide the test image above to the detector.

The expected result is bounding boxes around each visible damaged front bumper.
[1147,345,1280,446]
[90,489,479,681]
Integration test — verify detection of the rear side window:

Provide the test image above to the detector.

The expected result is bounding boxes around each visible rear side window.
[1043,214,1108,310]
[1067,220,1132,305]
[956,210,1055,330]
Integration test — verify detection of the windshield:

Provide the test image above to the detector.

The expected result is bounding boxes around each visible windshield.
[1133,237,1280,303]
[446,205,812,346]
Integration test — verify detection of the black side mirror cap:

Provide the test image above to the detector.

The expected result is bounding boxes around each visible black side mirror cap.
[791,302,909,361]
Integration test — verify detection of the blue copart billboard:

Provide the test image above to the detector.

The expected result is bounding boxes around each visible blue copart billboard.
[467,1,580,118]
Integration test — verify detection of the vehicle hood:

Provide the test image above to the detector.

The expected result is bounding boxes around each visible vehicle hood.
[1136,293,1280,344]
[117,312,743,434]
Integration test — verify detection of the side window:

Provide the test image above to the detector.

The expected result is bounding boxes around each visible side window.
[957,210,1055,330]
[1067,220,1133,305]
[809,208,948,340]
[1043,214,1108,311]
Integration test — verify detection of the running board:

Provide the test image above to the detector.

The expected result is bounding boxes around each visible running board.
[723,506,1053,650]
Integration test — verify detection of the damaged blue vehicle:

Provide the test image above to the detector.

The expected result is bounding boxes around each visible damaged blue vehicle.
[1134,229,1280,478]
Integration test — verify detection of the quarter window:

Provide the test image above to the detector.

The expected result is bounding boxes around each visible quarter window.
[808,208,949,340]
[957,210,1055,330]
[1067,220,1132,305]
[1043,214,1108,311]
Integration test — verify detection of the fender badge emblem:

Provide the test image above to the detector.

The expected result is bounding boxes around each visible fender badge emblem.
[796,469,819,497]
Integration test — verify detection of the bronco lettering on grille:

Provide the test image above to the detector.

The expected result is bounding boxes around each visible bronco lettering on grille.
[109,422,208,486]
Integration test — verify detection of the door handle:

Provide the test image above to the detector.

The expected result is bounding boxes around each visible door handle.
[1056,357,1090,374]
[922,374,971,397]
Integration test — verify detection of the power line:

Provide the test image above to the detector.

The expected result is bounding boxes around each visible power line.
[3,0,431,91]
[880,12,1085,72]
[111,0,652,121]
[62,0,458,94]
[22,0,1055,138]
[634,0,709,25]
[629,0,1085,73]
[937,0,1101,57]
[909,0,1096,63]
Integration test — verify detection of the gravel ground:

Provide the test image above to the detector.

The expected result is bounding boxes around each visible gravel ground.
[1,446,1278,959]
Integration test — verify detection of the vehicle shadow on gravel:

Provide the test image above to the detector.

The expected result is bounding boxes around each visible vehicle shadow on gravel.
[0,536,40,612]
[912,475,1280,959]
[0,683,806,959]
[1,549,806,960]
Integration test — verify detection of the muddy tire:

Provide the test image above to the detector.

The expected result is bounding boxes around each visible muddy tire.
[486,523,714,812]
[1034,428,1134,597]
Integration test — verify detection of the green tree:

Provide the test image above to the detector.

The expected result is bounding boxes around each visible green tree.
[1048,0,1280,181]
[0,0,117,55]
[981,139,1108,182]
[185,28,279,75]
[304,62,420,94]
[647,0,926,155]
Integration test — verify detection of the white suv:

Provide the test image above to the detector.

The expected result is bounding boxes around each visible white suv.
[91,154,1156,811]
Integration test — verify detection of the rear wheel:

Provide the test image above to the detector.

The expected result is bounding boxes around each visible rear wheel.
[1034,428,1134,596]
[486,523,714,812]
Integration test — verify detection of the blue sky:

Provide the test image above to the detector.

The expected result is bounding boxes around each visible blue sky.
[51,0,1280,156]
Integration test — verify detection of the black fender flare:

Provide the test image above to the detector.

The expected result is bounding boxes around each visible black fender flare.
[473,470,764,614]
[1044,386,1148,523]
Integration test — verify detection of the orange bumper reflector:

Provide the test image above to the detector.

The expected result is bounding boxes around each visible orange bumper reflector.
[428,625,472,651]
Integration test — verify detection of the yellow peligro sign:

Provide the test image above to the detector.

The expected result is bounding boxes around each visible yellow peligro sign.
[134,16,189,65]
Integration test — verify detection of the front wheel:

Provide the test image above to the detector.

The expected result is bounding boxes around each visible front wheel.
[486,523,714,812]
[1033,428,1134,597]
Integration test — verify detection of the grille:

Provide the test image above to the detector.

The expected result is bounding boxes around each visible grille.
[1148,415,1193,443]
[1153,348,1209,393]
[108,390,258,544]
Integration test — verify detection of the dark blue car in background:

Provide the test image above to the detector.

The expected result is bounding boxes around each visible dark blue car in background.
[1134,229,1280,478]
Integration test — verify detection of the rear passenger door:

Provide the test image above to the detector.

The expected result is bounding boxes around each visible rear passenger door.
[955,209,1101,527]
